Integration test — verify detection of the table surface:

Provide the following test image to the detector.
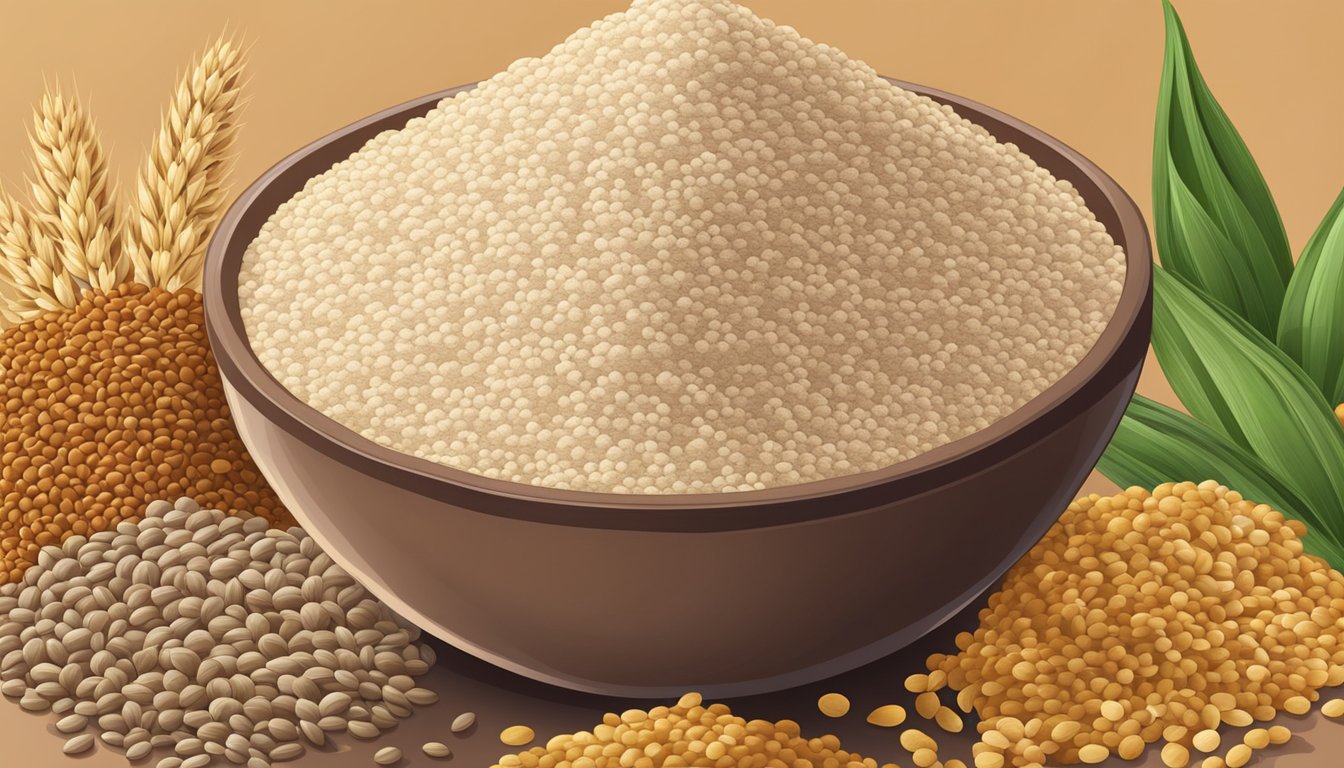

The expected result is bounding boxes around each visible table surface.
[4,596,1341,767]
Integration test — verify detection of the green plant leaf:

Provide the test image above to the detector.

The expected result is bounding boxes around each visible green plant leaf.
[1151,265,1344,549]
[1278,186,1344,406]
[1098,394,1344,564]
[1153,0,1292,337]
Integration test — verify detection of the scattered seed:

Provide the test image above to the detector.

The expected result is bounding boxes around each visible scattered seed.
[866,705,906,728]
[1192,729,1220,753]
[1078,744,1110,764]
[933,706,962,733]
[1161,742,1190,768]
[914,692,939,719]
[500,724,535,747]
[374,746,402,765]
[1225,744,1253,768]
[63,734,95,755]
[1323,699,1344,718]
[816,693,849,718]
[451,711,476,733]
[899,729,937,753]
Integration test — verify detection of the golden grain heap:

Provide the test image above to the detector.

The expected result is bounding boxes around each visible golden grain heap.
[0,36,293,585]
[915,481,1344,768]
[491,693,885,768]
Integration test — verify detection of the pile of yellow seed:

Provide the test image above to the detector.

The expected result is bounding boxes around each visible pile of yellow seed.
[915,481,1344,768]
[491,693,885,768]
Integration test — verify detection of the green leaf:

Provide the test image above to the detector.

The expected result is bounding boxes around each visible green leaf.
[1153,0,1292,337]
[1151,265,1344,549]
[1099,394,1344,564]
[1278,186,1344,406]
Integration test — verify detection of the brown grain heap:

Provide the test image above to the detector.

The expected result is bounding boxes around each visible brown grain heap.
[492,693,884,768]
[0,283,291,584]
[921,481,1344,768]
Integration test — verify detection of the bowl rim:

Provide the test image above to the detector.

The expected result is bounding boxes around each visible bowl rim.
[204,77,1152,532]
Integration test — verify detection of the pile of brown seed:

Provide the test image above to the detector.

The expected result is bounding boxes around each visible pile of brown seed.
[490,692,884,768]
[918,481,1344,768]
[0,497,437,767]
[0,284,292,584]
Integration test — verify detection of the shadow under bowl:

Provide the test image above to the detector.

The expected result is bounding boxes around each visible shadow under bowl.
[203,78,1153,698]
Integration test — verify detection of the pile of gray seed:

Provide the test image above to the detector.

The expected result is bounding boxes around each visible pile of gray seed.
[0,498,441,767]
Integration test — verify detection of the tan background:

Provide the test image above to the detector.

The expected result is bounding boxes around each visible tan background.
[2,1,1344,766]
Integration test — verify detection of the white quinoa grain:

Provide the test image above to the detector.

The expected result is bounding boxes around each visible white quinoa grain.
[240,0,1125,494]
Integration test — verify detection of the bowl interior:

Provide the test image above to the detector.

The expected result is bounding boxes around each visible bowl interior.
[204,78,1152,531]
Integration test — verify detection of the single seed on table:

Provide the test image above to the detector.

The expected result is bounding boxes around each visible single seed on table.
[817,692,849,718]
[374,746,401,765]
[500,724,535,746]
[1267,725,1293,745]
[1161,741,1190,768]
[1225,744,1253,768]
[866,705,907,727]
[451,711,476,733]
[63,734,95,755]
[1323,699,1344,718]
[1284,695,1312,715]
[914,692,940,719]
[1078,744,1110,764]
[56,713,88,733]
[1243,729,1270,750]
[934,706,962,733]
[912,748,937,768]
[1192,729,1220,753]
[423,742,452,758]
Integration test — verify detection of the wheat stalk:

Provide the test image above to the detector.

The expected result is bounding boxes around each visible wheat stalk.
[26,86,127,294]
[124,35,246,291]
[0,192,81,321]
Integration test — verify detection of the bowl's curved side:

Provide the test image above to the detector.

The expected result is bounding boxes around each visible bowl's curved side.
[222,338,1144,697]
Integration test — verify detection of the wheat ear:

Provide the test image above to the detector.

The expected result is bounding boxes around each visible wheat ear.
[0,192,81,321]
[26,86,127,293]
[124,35,246,291]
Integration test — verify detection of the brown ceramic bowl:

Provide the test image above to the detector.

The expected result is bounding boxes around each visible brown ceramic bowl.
[204,78,1152,698]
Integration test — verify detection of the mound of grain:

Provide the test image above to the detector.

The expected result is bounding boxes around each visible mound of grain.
[919,481,1344,768]
[491,692,882,768]
[0,285,291,585]
[0,497,438,768]
[240,0,1125,494]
